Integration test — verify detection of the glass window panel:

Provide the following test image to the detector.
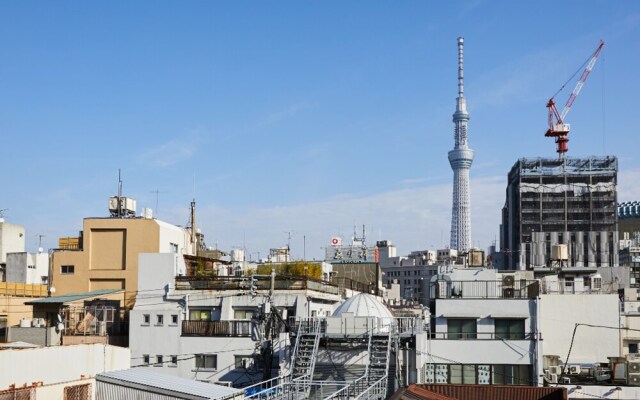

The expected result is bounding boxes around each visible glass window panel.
[190,310,211,321]
[495,319,525,339]
[463,365,476,384]
[448,319,476,340]
[450,365,462,384]
[493,365,505,385]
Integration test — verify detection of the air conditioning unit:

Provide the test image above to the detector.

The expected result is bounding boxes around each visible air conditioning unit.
[32,318,45,328]
[502,275,515,287]
[569,365,581,374]
[549,366,563,375]
[629,362,640,373]
[547,373,558,384]
[628,373,640,386]
[502,288,515,298]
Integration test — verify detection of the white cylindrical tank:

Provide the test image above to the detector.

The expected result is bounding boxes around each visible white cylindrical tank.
[551,244,568,261]
[230,248,245,262]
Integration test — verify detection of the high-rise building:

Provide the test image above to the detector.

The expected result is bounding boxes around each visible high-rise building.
[448,37,474,252]
[500,156,618,270]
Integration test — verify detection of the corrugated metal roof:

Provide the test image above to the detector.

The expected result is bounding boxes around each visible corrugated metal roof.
[24,289,121,305]
[392,384,567,400]
[96,368,243,400]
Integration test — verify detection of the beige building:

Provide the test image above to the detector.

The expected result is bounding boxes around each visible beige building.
[51,217,194,307]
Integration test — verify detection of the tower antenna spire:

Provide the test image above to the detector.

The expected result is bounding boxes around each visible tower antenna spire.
[448,36,474,253]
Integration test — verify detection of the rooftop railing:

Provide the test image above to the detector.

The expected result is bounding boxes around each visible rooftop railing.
[428,280,539,299]
[175,274,340,295]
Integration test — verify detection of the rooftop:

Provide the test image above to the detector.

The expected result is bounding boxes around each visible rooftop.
[24,289,122,305]
[97,368,243,400]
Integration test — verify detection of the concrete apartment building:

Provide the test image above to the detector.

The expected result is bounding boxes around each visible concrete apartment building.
[0,219,26,280]
[51,215,194,307]
[500,156,618,270]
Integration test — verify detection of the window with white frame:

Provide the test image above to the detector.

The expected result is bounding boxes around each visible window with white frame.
[195,354,217,370]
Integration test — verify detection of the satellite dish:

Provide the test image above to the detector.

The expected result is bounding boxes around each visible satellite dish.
[49,287,56,294]
[56,322,65,332]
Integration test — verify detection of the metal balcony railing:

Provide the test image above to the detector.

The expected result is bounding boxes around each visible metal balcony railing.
[181,320,252,337]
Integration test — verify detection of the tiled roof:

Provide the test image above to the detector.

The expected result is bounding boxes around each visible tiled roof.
[391,384,567,400]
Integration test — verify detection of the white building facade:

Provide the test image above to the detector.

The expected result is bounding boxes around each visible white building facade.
[130,253,342,387]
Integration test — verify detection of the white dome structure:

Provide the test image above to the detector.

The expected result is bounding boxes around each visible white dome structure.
[332,293,393,319]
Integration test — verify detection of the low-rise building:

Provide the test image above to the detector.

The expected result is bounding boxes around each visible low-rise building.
[50,212,194,307]
[130,253,342,387]
[0,343,130,399]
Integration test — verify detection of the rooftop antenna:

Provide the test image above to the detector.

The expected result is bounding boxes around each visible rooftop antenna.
[190,175,197,255]
[38,235,45,252]
[0,209,7,221]
[150,189,168,217]
[117,169,123,218]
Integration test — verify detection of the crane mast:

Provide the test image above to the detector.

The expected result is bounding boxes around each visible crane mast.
[545,40,605,158]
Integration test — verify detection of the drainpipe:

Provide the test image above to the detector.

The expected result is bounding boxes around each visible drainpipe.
[535,288,543,386]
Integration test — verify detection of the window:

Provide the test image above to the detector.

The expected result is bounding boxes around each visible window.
[630,342,639,354]
[143,354,150,365]
[64,383,91,400]
[234,309,255,320]
[564,277,574,287]
[155,355,163,366]
[170,242,179,253]
[143,314,150,324]
[170,355,178,367]
[235,355,253,369]
[171,314,179,325]
[495,319,525,339]
[61,265,75,274]
[156,314,164,325]
[447,319,477,340]
[190,309,212,321]
[492,365,531,386]
[195,354,217,370]
[426,364,531,386]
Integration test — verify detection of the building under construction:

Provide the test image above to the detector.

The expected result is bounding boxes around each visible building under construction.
[500,156,618,270]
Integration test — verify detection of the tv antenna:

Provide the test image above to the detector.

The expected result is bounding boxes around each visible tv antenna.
[150,189,168,216]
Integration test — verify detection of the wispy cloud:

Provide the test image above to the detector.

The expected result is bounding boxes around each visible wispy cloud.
[194,175,505,259]
[258,101,317,127]
[137,136,199,168]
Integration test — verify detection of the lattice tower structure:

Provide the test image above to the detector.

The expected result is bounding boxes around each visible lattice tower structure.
[448,37,474,252]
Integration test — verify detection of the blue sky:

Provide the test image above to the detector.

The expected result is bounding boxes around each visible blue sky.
[2,1,640,259]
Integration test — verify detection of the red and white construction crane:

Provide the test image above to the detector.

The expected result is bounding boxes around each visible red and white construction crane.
[545,40,605,158]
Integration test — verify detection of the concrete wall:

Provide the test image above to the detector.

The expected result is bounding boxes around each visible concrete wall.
[540,294,619,363]
[0,343,130,390]
[6,252,49,284]
[7,326,62,346]
[0,221,25,264]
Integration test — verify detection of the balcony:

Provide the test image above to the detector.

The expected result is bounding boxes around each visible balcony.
[429,280,539,300]
[181,320,252,337]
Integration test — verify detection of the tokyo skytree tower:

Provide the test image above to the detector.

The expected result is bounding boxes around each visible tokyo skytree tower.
[448,37,474,252]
